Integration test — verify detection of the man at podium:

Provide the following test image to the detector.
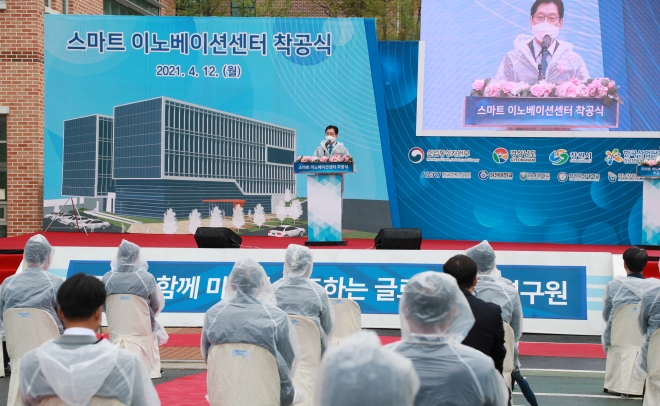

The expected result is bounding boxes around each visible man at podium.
[314,125,350,157]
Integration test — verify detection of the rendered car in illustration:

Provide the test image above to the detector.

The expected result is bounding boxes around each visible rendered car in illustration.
[80,219,110,230]
[60,215,89,226]
[268,226,306,237]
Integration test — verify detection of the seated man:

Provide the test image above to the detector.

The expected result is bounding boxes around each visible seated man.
[389,271,508,405]
[0,235,63,333]
[19,273,160,406]
[273,244,334,353]
[102,240,168,345]
[602,247,649,352]
[467,240,538,405]
[201,258,303,406]
[635,267,660,380]
[444,254,506,374]
[316,331,419,406]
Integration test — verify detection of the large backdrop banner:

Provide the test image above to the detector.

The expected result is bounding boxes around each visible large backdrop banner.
[44,16,392,236]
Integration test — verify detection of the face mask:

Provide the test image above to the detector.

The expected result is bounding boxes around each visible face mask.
[532,21,560,42]
[326,135,336,142]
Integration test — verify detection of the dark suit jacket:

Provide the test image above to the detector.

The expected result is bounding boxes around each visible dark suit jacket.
[461,288,507,374]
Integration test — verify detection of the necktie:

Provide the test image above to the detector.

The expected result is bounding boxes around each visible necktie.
[541,49,549,80]
[328,144,333,155]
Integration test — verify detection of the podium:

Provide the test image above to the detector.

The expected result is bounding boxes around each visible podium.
[638,166,660,246]
[294,162,356,246]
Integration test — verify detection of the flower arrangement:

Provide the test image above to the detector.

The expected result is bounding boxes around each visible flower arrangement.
[639,157,660,167]
[470,78,622,106]
[296,155,354,164]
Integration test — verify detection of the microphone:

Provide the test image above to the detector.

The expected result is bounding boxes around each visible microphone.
[325,140,332,147]
[541,34,552,51]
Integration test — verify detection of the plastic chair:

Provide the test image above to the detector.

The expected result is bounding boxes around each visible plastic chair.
[207,343,280,406]
[644,329,660,405]
[39,397,126,405]
[289,315,322,406]
[502,322,515,391]
[105,294,161,378]
[4,308,60,406]
[604,303,645,396]
[328,299,361,348]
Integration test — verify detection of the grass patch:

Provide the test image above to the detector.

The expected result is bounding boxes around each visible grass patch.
[343,231,378,239]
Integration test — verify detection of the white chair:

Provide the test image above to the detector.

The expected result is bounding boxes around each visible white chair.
[5,308,60,406]
[644,329,660,405]
[502,322,515,391]
[207,343,280,406]
[289,315,322,406]
[105,294,161,378]
[329,298,361,348]
[604,303,645,396]
[39,397,126,405]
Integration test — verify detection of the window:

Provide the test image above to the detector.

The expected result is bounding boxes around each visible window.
[103,0,160,15]
[45,0,50,6]
[62,0,68,14]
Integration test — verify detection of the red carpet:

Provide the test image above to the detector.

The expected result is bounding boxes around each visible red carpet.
[155,372,207,406]
[0,231,648,255]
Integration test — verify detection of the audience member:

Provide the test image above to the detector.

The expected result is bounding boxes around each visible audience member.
[315,331,419,406]
[19,273,160,406]
[602,247,649,352]
[389,271,508,405]
[444,254,506,373]
[273,244,334,353]
[201,258,303,406]
[102,240,168,345]
[635,266,660,380]
[466,240,537,405]
[0,235,63,335]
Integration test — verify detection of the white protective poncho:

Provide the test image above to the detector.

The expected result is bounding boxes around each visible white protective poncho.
[102,240,168,345]
[314,331,419,406]
[201,258,303,406]
[389,272,508,406]
[601,275,648,352]
[0,235,63,334]
[467,240,523,367]
[313,140,350,158]
[635,278,660,379]
[273,244,334,353]
[20,339,160,406]
[494,35,589,84]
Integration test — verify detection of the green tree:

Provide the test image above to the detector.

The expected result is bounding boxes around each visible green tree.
[176,0,295,17]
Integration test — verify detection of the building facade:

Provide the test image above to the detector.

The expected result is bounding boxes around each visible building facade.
[112,97,295,218]
[0,0,174,237]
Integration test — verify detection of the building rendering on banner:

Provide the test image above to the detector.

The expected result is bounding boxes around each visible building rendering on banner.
[62,97,296,218]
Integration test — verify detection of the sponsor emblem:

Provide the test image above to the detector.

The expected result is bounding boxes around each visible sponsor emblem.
[408,147,424,164]
[558,172,568,182]
[492,147,509,164]
[478,170,489,180]
[549,149,569,165]
[605,149,623,165]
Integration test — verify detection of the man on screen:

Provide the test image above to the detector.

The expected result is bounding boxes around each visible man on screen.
[314,125,350,158]
[494,0,589,84]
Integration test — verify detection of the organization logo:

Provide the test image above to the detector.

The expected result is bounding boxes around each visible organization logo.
[604,149,623,165]
[621,149,660,164]
[608,172,617,182]
[489,172,513,180]
[568,173,601,182]
[557,172,568,182]
[442,172,472,179]
[607,172,642,183]
[569,151,592,164]
[510,150,537,163]
[408,147,424,164]
[549,149,569,165]
[520,172,550,181]
[421,171,441,179]
[478,170,489,180]
[492,147,509,164]
[426,149,480,163]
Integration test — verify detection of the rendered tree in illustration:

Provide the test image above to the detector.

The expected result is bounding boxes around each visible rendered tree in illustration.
[284,188,292,203]
[275,200,288,225]
[163,209,177,234]
[188,209,202,234]
[253,204,266,229]
[232,204,246,233]
[289,199,303,224]
[209,206,224,227]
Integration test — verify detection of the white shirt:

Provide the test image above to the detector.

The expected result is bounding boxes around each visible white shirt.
[63,327,97,336]
[532,39,556,65]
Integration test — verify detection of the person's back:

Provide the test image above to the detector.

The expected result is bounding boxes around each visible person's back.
[273,244,334,353]
[392,335,504,405]
[19,273,159,406]
[201,258,301,406]
[635,277,660,378]
[0,235,63,333]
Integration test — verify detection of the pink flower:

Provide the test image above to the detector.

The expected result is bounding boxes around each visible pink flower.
[342,155,350,162]
[587,81,601,97]
[608,80,616,89]
[330,155,339,162]
[576,84,589,97]
[564,84,577,98]
[530,82,551,97]
[296,156,302,162]
[473,79,486,91]
[485,82,501,97]
[570,78,583,86]
[650,160,658,166]
[500,82,515,95]
[319,156,329,162]
[554,82,569,97]
[312,156,320,162]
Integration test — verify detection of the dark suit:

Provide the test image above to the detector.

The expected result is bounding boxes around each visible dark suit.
[461,288,507,374]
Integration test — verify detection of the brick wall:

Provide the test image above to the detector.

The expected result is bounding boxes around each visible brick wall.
[0,1,45,236]
[291,0,330,17]
[69,0,104,15]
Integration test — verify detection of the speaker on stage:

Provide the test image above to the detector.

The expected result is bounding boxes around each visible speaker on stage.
[374,228,422,250]
[194,227,242,248]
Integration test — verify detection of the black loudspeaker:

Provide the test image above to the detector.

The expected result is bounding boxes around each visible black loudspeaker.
[374,228,422,250]
[194,227,242,248]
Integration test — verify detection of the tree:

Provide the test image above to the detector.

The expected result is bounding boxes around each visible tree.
[209,206,224,227]
[176,0,295,17]
[232,204,246,233]
[284,188,293,203]
[275,200,288,225]
[188,209,202,234]
[253,204,266,229]
[289,199,303,224]
[163,209,177,234]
